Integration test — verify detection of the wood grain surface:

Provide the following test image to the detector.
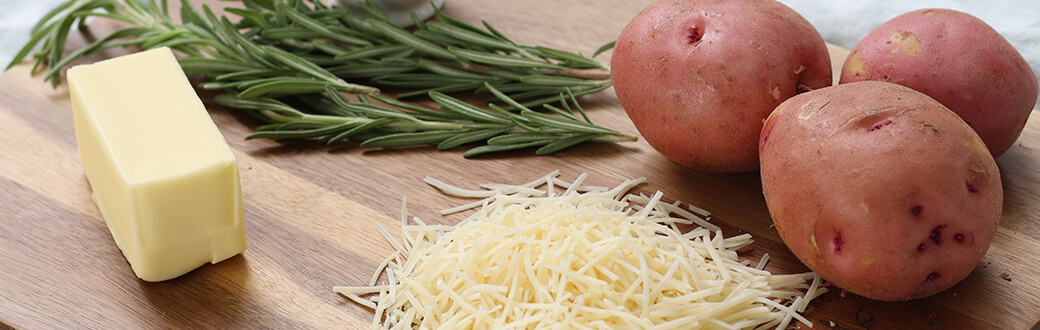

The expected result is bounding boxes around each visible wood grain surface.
[2,0,1039,329]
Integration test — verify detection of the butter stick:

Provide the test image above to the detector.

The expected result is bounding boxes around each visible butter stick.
[68,47,247,282]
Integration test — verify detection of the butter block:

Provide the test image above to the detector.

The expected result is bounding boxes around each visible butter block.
[68,47,247,282]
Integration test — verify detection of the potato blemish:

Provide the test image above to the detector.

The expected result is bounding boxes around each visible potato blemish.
[925,272,941,282]
[867,119,893,132]
[810,233,820,256]
[967,182,979,193]
[954,233,966,243]
[845,107,903,132]
[832,231,844,253]
[860,256,875,266]
[887,30,922,55]
[843,50,870,79]
[686,27,702,45]
[930,225,944,245]
[911,205,923,217]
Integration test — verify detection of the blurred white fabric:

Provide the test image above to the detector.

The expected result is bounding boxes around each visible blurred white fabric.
[0,0,69,68]
[1,0,1037,108]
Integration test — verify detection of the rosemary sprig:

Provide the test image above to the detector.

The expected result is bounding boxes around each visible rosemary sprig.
[219,83,636,157]
[9,0,633,156]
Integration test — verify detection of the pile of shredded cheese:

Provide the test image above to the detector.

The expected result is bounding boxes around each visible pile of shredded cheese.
[336,171,826,329]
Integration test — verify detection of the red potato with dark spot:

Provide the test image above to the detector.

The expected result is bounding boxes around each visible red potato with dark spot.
[759,81,1003,301]
[840,8,1039,157]
[611,0,832,173]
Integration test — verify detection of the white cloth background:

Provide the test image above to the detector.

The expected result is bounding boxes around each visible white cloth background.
[1,0,1037,106]
[0,0,69,68]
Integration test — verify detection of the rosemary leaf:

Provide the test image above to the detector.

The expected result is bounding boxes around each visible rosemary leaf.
[371,74,486,87]
[140,28,191,50]
[521,110,619,135]
[488,103,538,132]
[593,40,616,58]
[565,87,594,123]
[395,82,486,99]
[535,134,600,155]
[42,10,85,85]
[260,26,324,39]
[532,46,607,69]
[261,45,339,83]
[43,27,150,81]
[271,121,330,130]
[353,0,391,23]
[415,61,492,80]
[225,7,270,29]
[475,83,558,94]
[246,121,357,140]
[327,63,416,79]
[333,44,411,61]
[425,21,520,53]
[431,4,501,42]
[177,57,266,75]
[411,30,482,50]
[365,19,457,61]
[487,133,558,146]
[541,103,581,122]
[437,127,513,150]
[366,93,451,119]
[29,0,78,34]
[203,4,251,60]
[517,83,611,109]
[179,0,208,27]
[277,2,372,46]
[496,89,567,103]
[223,16,280,67]
[463,141,550,158]
[180,24,241,57]
[429,91,510,125]
[310,40,347,56]
[408,11,426,30]
[324,86,416,121]
[483,82,533,112]
[214,94,304,117]
[325,117,394,144]
[214,68,297,81]
[449,48,563,71]
[482,68,530,80]
[237,77,332,98]
[360,130,463,148]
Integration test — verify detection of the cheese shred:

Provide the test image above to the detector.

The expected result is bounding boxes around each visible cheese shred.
[335,172,826,329]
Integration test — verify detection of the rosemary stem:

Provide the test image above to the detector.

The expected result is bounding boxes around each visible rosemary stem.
[593,134,640,143]
[121,2,159,31]
[561,68,612,81]
[404,120,467,131]
[266,111,466,132]
[260,110,306,122]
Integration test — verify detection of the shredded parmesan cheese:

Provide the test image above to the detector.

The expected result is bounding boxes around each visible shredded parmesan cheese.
[336,172,825,329]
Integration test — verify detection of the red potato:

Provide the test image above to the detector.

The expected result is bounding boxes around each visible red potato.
[759,81,1002,301]
[611,0,831,173]
[840,8,1039,157]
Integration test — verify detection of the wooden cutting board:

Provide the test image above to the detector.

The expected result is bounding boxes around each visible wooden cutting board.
[2,0,1038,328]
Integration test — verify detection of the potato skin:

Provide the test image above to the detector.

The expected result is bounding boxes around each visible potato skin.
[759,81,1003,301]
[840,8,1039,157]
[611,0,831,173]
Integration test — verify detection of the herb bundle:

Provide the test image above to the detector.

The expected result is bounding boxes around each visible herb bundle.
[10,0,634,157]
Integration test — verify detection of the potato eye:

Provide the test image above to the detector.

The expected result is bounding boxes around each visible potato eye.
[686,27,703,44]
